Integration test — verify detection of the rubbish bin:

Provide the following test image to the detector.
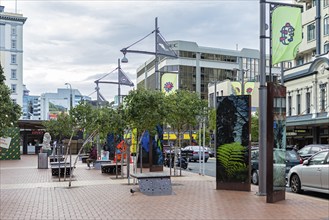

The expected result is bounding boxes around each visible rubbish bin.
[38,153,48,169]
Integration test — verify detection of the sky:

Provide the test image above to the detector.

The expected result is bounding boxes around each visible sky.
[1,0,286,102]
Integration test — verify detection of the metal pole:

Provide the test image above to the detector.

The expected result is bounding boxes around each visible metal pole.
[315,0,321,55]
[199,121,202,175]
[118,58,121,106]
[155,17,159,90]
[213,82,217,152]
[280,62,284,85]
[202,118,206,176]
[258,0,267,196]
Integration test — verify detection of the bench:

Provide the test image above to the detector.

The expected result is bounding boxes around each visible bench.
[49,155,64,163]
[130,172,172,196]
[50,163,73,176]
[101,164,122,174]
[81,156,89,163]
[93,160,112,170]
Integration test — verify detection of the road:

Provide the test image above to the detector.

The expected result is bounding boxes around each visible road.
[184,157,328,200]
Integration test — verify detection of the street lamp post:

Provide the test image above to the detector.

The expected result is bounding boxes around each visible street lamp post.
[65,82,73,187]
[120,17,178,91]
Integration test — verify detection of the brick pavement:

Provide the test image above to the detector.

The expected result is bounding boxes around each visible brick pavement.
[0,155,328,220]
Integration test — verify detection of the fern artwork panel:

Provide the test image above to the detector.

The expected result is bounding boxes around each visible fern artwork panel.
[216,95,250,185]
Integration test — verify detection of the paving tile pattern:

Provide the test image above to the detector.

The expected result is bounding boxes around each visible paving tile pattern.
[1,155,328,220]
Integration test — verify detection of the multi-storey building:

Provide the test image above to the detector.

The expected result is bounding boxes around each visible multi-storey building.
[0,5,27,108]
[39,88,90,120]
[284,0,329,146]
[136,40,280,101]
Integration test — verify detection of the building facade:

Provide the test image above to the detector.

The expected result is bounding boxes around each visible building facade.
[284,0,329,146]
[136,40,280,101]
[39,88,89,120]
[0,5,27,108]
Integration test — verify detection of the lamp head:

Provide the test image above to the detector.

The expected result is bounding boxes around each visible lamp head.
[121,55,128,63]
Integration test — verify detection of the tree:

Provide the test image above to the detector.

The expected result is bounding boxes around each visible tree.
[42,113,73,142]
[251,112,259,143]
[123,88,168,136]
[0,63,21,137]
[165,90,208,149]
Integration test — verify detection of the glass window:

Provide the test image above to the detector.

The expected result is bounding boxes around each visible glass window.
[11,26,16,35]
[288,96,292,116]
[324,0,329,7]
[306,92,311,114]
[11,39,16,49]
[325,43,329,53]
[319,84,326,111]
[11,69,17,79]
[11,84,17,93]
[307,23,316,41]
[324,16,329,36]
[11,54,16,64]
[309,151,327,165]
[296,94,301,114]
[297,57,304,65]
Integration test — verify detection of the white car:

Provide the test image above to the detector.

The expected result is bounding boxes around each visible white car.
[287,150,329,194]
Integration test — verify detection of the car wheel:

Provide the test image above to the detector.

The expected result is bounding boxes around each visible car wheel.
[290,174,302,193]
[251,170,259,185]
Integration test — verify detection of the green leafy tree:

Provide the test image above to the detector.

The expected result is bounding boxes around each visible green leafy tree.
[251,112,259,143]
[42,113,73,142]
[0,63,21,136]
[123,88,168,137]
[165,90,208,149]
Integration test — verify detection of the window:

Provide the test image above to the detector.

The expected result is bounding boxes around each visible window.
[319,84,326,111]
[306,92,311,114]
[12,99,17,104]
[11,26,16,35]
[297,57,304,65]
[11,54,16,64]
[307,23,316,41]
[11,69,17,79]
[11,84,17,94]
[324,16,329,36]
[324,0,329,7]
[11,39,16,49]
[296,93,301,114]
[325,43,329,53]
[288,96,292,116]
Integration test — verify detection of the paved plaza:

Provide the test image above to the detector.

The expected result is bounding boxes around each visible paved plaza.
[0,155,328,220]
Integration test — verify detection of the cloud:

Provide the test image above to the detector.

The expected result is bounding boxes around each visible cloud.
[2,0,260,101]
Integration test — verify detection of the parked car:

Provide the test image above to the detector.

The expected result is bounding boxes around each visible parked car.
[298,144,329,160]
[250,147,302,185]
[204,147,215,157]
[287,150,329,194]
[163,156,188,169]
[181,146,209,162]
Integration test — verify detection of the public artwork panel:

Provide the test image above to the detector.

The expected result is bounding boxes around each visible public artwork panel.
[216,95,251,191]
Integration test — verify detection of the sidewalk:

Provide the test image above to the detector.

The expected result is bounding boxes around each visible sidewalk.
[0,155,328,220]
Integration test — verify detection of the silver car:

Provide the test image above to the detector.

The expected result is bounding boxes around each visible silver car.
[181,146,209,162]
[287,149,329,194]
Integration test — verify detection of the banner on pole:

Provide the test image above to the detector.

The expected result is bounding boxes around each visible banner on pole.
[161,73,178,95]
[272,6,302,65]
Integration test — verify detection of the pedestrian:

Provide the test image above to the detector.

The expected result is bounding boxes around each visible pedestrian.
[86,145,97,169]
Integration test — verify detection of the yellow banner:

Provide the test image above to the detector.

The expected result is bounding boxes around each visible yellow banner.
[161,73,178,95]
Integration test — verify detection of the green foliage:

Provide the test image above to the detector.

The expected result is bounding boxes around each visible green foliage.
[42,113,73,141]
[0,63,21,137]
[165,90,207,147]
[217,142,248,181]
[251,112,259,142]
[123,88,168,136]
